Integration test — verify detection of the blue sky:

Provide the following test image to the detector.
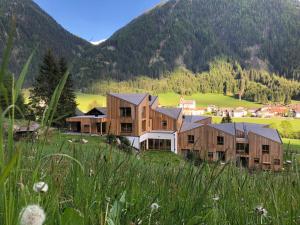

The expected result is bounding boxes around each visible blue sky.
[33,0,164,43]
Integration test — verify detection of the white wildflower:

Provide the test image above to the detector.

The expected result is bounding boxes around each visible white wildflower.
[255,205,268,217]
[20,205,46,225]
[33,182,48,193]
[151,203,159,210]
[89,169,94,177]
[67,139,73,143]
[220,162,226,165]
[212,196,220,201]
[81,139,88,144]
[286,160,292,164]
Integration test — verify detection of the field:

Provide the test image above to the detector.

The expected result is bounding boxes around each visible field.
[1,132,299,225]
[75,92,261,112]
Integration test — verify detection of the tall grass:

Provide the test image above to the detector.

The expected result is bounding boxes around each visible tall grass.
[0,25,299,225]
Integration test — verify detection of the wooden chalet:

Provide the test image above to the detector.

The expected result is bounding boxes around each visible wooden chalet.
[66,93,283,171]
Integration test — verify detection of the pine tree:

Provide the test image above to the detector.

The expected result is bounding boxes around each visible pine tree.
[221,113,232,123]
[29,51,77,126]
[55,57,77,127]
[29,50,58,119]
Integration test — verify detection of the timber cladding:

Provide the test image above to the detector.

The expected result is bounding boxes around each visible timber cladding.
[178,125,207,158]
[248,132,283,171]
[205,126,236,161]
[106,94,150,136]
[150,109,181,131]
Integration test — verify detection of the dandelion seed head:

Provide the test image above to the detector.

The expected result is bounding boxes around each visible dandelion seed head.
[20,205,46,225]
[255,205,268,217]
[33,182,48,193]
[151,203,159,210]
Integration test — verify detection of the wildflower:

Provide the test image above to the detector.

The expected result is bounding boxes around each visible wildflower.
[89,169,94,177]
[212,196,220,201]
[255,205,268,217]
[220,162,226,165]
[286,160,292,164]
[151,203,159,210]
[81,138,89,144]
[67,140,73,143]
[19,205,46,225]
[33,182,48,193]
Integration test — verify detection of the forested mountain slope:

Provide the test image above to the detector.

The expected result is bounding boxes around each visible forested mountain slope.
[0,0,90,85]
[75,0,300,85]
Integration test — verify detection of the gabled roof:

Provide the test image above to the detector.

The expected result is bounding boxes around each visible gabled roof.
[208,122,281,143]
[95,107,107,115]
[248,128,282,143]
[180,121,204,133]
[155,107,182,120]
[149,95,158,107]
[208,123,236,135]
[109,93,148,105]
[183,115,210,123]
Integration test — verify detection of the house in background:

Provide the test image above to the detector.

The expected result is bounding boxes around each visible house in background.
[179,97,196,109]
[66,93,283,171]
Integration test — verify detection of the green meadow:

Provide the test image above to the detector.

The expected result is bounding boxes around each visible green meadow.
[1,132,299,225]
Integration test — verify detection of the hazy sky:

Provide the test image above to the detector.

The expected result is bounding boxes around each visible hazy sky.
[33,0,164,43]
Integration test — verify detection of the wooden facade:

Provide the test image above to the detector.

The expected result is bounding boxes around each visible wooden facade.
[65,93,283,171]
[149,109,182,131]
[106,94,150,136]
[178,125,207,158]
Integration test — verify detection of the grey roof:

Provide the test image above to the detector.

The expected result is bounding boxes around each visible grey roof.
[149,95,158,107]
[248,128,282,143]
[155,107,182,119]
[183,115,210,123]
[209,123,236,135]
[180,121,204,133]
[110,93,148,105]
[95,107,107,115]
[209,122,281,143]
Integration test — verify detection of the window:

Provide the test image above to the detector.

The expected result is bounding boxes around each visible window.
[142,106,146,118]
[254,158,260,164]
[217,136,224,145]
[262,145,270,154]
[273,159,280,165]
[121,123,133,133]
[188,135,195,144]
[142,120,146,132]
[208,152,214,160]
[217,151,226,162]
[236,143,249,153]
[162,120,167,128]
[120,107,131,117]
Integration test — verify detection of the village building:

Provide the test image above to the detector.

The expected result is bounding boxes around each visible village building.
[66,93,283,171]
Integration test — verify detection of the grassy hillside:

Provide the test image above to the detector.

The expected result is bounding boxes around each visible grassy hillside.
[1,132,298,224]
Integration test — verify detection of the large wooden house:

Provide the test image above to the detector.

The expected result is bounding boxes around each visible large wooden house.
[66,93,283,171]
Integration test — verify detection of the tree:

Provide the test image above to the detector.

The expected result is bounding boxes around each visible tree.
[29,50,58,119]
[221,113,232,123]
[29,50,77,126]
[55,57,77,127]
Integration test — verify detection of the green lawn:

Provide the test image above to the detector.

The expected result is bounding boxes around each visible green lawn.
[158,92,261,108]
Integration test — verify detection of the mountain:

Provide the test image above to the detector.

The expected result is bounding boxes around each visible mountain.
[75,0,300,86]
[0,0,91,85]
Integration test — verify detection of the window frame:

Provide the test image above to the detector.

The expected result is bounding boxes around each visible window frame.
[217,136,224,145]
[188,135,195,144]
[120,107,132,117]
[262,145,270,154]
[120,123,133,133]
[162,120,167,128]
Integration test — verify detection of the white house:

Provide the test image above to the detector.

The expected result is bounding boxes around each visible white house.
[179,97,196,109]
